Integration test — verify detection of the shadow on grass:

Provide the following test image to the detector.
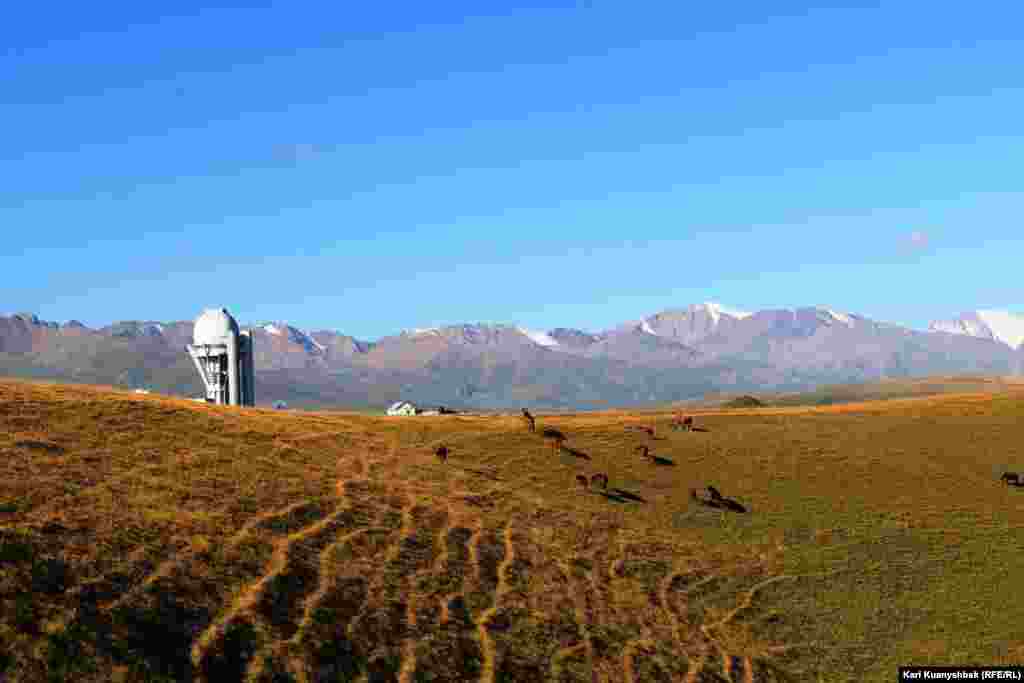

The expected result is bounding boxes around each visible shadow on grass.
[561,447,591,460]
[460,467,503,482]
[691,488,748,513]
[45,587,211,682]
[14,439,65,454]
[32,556,72,594]
[690,426,711,433]
[651,456,676,466]
[311,636,367,681]
[0,532,36,564]
[692,496,748,513]
[33,585,211,683]
[599,488,647,504]
[199,617,261,681]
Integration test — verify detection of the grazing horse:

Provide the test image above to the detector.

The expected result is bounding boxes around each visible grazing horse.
[1001,472,1020,486]
[522,408,536,433]
[591,473,609,490]
[434,445,449,463]
[673,414,693,431]
[576,474,590,489]
[541,427,566,455]
[670,413,685,429]
[706,485,723,500]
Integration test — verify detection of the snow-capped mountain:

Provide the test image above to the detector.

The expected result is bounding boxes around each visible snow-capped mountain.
[815,307,855,326]
[635,302,752,346]
[547,328,604,348]
[700,302,753,323]
[516,327,560,347]
[928,311,1024,350]
[261,322,327,353]
[1,302,1020,410]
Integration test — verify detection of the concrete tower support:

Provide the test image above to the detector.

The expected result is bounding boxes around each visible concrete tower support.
[227,333,240,406]
[240,331,256,406]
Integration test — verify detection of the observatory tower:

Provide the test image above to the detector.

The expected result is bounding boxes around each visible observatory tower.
[186,308,256,406]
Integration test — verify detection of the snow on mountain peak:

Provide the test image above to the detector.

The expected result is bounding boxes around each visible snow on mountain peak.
[409,327,441,336]
[640,320,659,336]
[930,317,988,338]
[262,323,326,352]
[516,326,560,347]
[928,310,1024,349]
[306,332,327,352]
[699,302,751,323]
[817,307,854,326]
[976,311,1024,349]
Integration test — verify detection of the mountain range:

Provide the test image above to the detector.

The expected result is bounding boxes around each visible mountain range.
[1,304,1021,410]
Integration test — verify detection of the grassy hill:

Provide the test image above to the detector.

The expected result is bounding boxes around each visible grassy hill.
[2,379,1023,681]
[690,374,1024,410]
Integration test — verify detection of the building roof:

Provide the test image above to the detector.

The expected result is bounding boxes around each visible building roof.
[193,307,240,345]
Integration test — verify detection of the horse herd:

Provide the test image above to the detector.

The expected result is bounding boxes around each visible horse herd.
[428,409,1021,517]
[431,408,725,500]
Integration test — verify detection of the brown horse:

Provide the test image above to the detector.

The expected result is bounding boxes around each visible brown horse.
[434,445,449,463]
[541,427,566,455]
[673,414,694,431]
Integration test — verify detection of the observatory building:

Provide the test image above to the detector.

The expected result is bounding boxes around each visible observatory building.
[186,308,256,406]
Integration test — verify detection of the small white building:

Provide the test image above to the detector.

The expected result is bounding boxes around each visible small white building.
[387,401,419,416]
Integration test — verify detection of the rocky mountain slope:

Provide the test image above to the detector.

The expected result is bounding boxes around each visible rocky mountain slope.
[0,305,1020,409]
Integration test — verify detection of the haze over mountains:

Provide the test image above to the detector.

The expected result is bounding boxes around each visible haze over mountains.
[1,303,1022,410]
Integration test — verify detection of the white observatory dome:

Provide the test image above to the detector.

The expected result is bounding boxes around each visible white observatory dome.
[193,307,240,345]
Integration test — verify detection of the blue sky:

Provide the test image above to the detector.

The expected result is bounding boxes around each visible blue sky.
[3,1,1022,340]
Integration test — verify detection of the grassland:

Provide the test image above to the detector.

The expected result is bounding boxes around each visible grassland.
[697,374,1024,409]
[2,378,1023,681]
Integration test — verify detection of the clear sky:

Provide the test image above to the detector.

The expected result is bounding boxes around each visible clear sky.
[3,1,1022,340]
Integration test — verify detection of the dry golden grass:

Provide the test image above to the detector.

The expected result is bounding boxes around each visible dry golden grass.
[2,379,1024,682]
